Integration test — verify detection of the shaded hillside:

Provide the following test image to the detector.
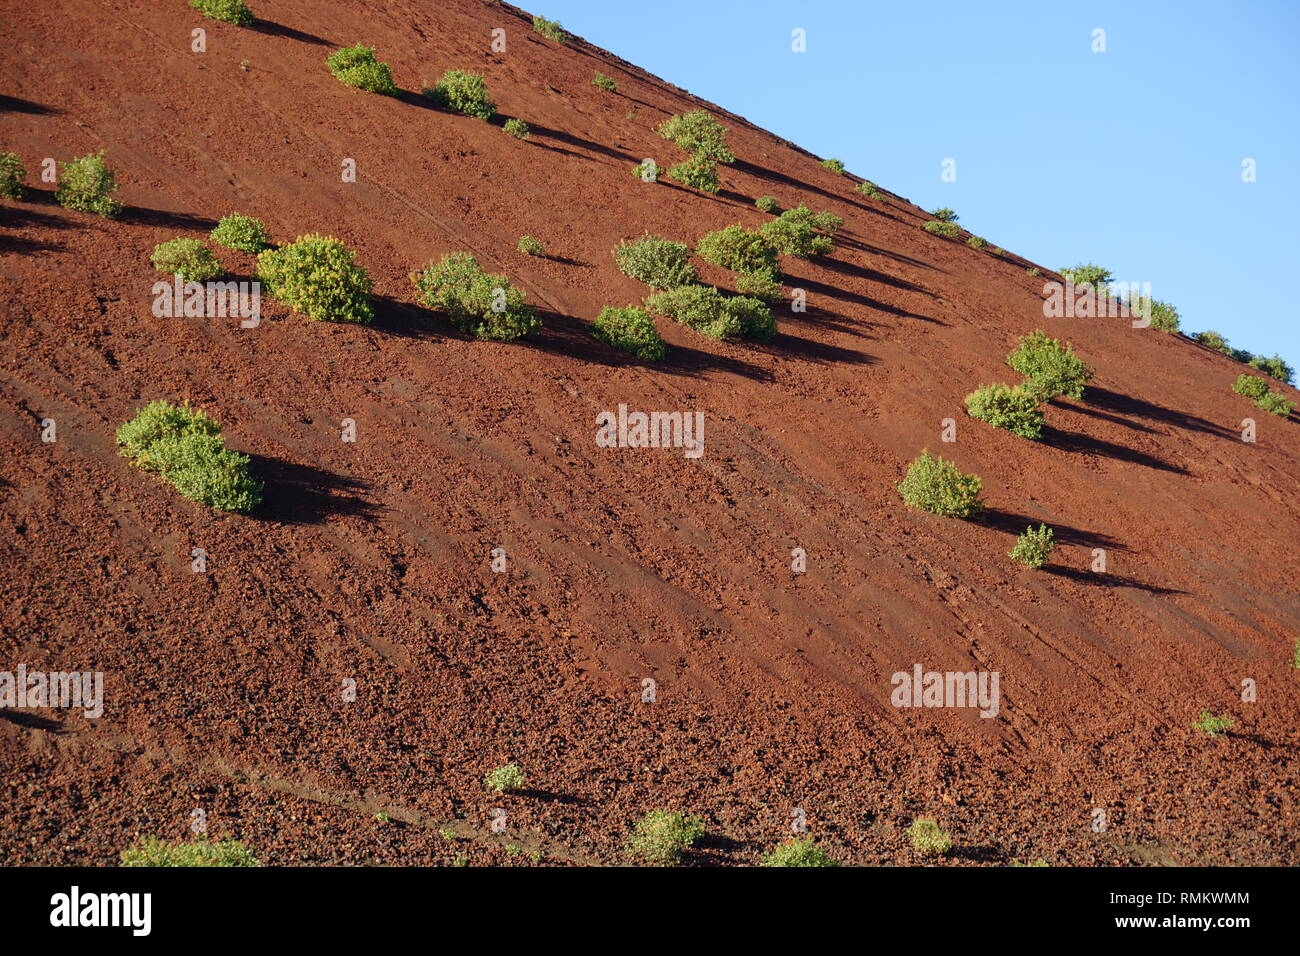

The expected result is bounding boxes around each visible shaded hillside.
[1,0,1297,866]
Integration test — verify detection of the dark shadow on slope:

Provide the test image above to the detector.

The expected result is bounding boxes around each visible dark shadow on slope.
[250,19,332,45]
[832,233,941,272]
[0,710,63,732]
[516,788,592,806]
[731,158,872,212]
[1044,565,1187,596]
[1085,386,1235,439]
[526,122,637,163]
[0,204,85,232]
[789,273,944,324]
[0,94,59,114]
[1041,425,1189,475]
[751,330,875,367]
[1059,402,1159,434]
[978,508,1128,552]
[120,205,219,231]
[786,302,876,340]
[0,233,64,255]
[248,455,377,525]
[951,844,1009,864]
[371,295,443,341]
[812,253,936,296]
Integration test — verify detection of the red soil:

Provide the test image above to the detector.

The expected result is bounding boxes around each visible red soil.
[1,0,1297,866]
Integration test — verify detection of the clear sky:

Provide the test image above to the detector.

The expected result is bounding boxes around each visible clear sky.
[534,0,1300,375]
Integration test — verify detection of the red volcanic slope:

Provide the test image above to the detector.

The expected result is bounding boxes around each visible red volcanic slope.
[1,0,1297,865]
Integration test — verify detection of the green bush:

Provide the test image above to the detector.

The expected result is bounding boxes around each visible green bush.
[811,210,843,234]
[696,225,779,276]
[0,152,26,199]
[1132,297,1180,332]
[591,305,666,360]
[1026,267,1041,277]
[325,44,397,95]
[761,205,826,258]
[1192,710,1234,738]
[1231,374,1270,399]
[907,818,953,856]
[761,839,838,867]
[656,110,734,162]
[735,269,783,304]
[411,252,539,341]
[965,384,1044,439]
[1009,524,1055,569]
[923,220,961,239]
[56,151,122,217]
[503,117,529,140]
[809,235,834,256]
[930,207,958,223]
[1247,353,1295,385]
[722,294,776,339]
[966,235,988,250]
[189,0,253,26]
[855,180,882,200]
[666,155,720,193]
[755,195,779,213]
[592,72,616,92]
[627,810,704,865]
[630,159,659,182]
[1194,330,1232,355]
[423,70,495,119]
[898,451,983,518]
[122,837,260,867]
[1006,330,1093,402]
[257,234,374,324]
[1255,392,1295,417]
[643,285,740,340]
[517,235,544,256]
[484,763,526,794]
[150,238,222,282]
[532,15,566,42]
[613,234,696,289]
[211,213,270,253]
[116,400,221,471]
[992,246,1005,256]
[821,158,845,174]
[1059,262,1112,290]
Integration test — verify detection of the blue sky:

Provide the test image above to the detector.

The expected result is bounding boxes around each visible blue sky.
[537,0,1300,373]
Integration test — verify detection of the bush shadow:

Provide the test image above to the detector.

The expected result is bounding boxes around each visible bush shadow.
[1085,386,1235,439]
[1044,565,1187,596]
[1041,425,1189,475]
[250,19,332,45]
[978,508,1128,552]
[248,455,377,525]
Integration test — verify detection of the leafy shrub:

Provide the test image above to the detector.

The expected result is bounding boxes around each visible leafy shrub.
[325,44,397,95]
[0,152,26,199]
[811,210,843,234]
[821,158,845,174]
[761,839,838,867]
[1231,374,1270,399]
[1192,710,1234,738]
[613,234,696,289]
[897,451,983,518]
[116,400,221,470]
[411,252,539,341]
[809,235,834,256]
[735,269,783,303]
[644,285,736,340]
[755,195,779,213]
[151,238,223,282]
[1132,297,1180,332]
[56,152,122,217]
[484,763,526,794]
[1006,330,1093,402]
[930,207,958,222]
[1194,330,1232,355]
[696,225,778,276]
[592,72,616,92]
[189,0,253,26]
[923,220,961,238]
[122,837,260,867]
[1247,353,1295,385]
[1255,392,1295,417]
[423,70,495,119]
[722,295,776,339]
[532,15,566,42]
[211,213,270,253]
[666,156,720,193]
[907,818,953,856]
[656,110,734,162]
[965,384,1044,439]
[1026,267,1041,277]
[1059,262,1112,290]
[992,246,1005,256]
[855,180,882,200]
[257,234,374,324]
[630,159,659,182]
[627,810,704,865]
[760,205,824,257]
[517,235,544,256]
[1292,638,1300,669]
[966,235,988,250]
[592,305,666,360]
[503,117,529,140]
[1009,524,1055,569]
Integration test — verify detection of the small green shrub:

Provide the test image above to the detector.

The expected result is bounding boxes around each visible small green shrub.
[810,210,843,234]
[1059,262,1112,290]
[966,235,988,250]
[722,294,776,339]
[930,207,958,223]
[1133,297,1180,332]
[855,180,882,200]
[257,234,374,324]
[965,384,1044,439]
[592,72,616,92]
[627,810,704,865]
[503,117,530,140]
[696,225,778,276]
[821,158,845,174]
[211,213,270,253]
[755,195,779,213]
[1247,353,1295,385]
[591,305,666,360]
[761,839,838,867]
[1232,374,1270,399]
[1011,858,1048,867]
[116,400,221,470]
[189,0,253,26]
[991,246,1005,256]
[735,269,783,304]
[411,252,539,341]
[1255,392,1295,417]
[325,44,397,95]
[666,156,720,193]
[532,15,566,42]
[656,110,733,162]
[761,205,823,258]
[485,763,526,794]
[517,235,544,256]
[1007,330,1093,402]
[55,152,122,218]
[809,235,834,256]
[1026,267,1041,277]
[907,818,953,856]
[614,234,696,289]
[630,159,659,182]
[122,837,260,867]
[150,238,223,282]
[1192,710,1234,738]
[923,220,961,239]
[1292,638,1300,669]
[1194,330,1232,355]
[897,451,983,518]
[643,285,739,340]
[0,152,26,199]
[423,69,495,119]
[1009,524,1055,569]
